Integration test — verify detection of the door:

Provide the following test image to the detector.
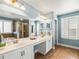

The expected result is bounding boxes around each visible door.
[18,21,29,38]
[22,23,29,37]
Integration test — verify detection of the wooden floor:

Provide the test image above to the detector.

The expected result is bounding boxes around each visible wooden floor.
[35,46,79,59]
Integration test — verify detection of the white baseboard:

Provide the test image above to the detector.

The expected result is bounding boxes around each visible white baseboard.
[53,46,55,49]
[34,49,39,53]
[58,43,79,49]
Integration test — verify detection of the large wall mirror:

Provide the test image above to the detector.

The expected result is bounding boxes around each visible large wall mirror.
[0,17,29,38]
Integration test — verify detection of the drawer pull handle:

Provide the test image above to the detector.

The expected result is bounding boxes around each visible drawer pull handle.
[21,51,25,56]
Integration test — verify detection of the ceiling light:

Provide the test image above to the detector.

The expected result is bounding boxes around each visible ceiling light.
[40,15,47,20]
[20,18,23,21]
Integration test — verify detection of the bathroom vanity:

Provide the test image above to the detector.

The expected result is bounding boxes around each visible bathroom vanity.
[0,35,53,59]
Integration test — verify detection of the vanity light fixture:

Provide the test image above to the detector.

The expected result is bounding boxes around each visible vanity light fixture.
[4,0,26,10]
[11,0,17,4]
[4,0,17,5]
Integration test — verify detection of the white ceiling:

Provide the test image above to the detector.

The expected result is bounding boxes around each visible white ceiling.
[23,0,79,14]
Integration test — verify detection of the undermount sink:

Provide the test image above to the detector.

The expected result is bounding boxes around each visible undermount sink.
[4,38,35,47]
[14,39,32,46]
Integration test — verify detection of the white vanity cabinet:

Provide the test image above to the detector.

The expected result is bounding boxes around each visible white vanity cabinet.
[18,45,34,59]
[38,36,52,55]
[40,20,52,36]
[0,45,34,59]
[0,55,3,59]
[3,50,19,59]
[46,37,52,53]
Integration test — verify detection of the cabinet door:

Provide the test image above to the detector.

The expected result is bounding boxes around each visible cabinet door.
[46,38,52,53]
[24,45,34,59]
[3,50,19,59]
[18,45,34,59]
[46,39,50,53]
[38,42,46,55]
[0,55,2,59]
[49,39,52,50]
[40,23,44,29]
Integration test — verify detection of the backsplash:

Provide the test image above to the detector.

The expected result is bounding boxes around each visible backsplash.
[1,33,17,38]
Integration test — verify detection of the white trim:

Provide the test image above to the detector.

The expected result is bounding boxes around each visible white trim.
[58,43,79,49]
[56,20,58,45]
[34,49,39,53]
[53,46,55,49]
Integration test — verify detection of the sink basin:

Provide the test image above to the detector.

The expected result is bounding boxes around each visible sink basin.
[14,39,32,47]
[5,38,35,47]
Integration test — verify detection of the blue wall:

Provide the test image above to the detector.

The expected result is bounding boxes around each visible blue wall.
[57,11,79,47]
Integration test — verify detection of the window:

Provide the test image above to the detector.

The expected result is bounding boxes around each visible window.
[61,15,79,40]
[4,21,12,33]
[0,20,13,33]
[0,20,3,33]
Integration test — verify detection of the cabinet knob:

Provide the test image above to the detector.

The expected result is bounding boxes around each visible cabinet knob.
[21,51,25,56]
[49,40,50,42]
